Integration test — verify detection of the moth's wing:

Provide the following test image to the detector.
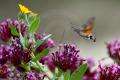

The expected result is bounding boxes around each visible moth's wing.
[87,17,95,27]
[71,26,81,34]
[82,17,95,29]
[71,26,87,39]
[81,17,95,36]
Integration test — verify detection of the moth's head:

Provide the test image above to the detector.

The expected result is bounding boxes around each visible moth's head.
[88,34,96,42]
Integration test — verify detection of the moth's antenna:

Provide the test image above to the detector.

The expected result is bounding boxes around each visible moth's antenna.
[59,26,66,44]
[58,16,81,44]
[58,16,72,44]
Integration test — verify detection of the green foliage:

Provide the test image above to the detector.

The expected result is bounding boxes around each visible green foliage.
[0,18,3,23]
[18,12,26,22]
[29,16,41,33]
[35,34,52,48]
[35,40,44,48]
[70,63,88,80]
[28,14,36,25]
[20,34,29,48]
[32,48,49,62]
[43,34,52,40]
[20,62,30,71]
[63,71,71,80]
[31,61,40,70]
[10,25,20,37]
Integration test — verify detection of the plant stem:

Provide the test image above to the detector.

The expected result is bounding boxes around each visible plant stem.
[31,53,53,80]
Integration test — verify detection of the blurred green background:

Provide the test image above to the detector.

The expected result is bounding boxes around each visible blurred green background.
[0,0,120,62]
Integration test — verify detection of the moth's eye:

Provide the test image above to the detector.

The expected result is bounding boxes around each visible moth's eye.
[89,35,93,39]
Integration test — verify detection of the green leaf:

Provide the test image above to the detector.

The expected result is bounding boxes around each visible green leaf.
[31,61,44,72]
[35,40,44,48]
[113,57,120,65]
[18,12,26,22]
[31,61,39,70]
[20,34,24,47]
[0,18,3,23]
[28,14,36,25]
[20,62,30,71]
[34,34,52,48]
[10,25,20,37]
[58,74,64,80]
[29,16,41,33]
[43,34,52,40]
[20,34,29,48]
[63,71,70,80]
[24,37,29,47]
[70,63,88,80]
[32,48,49,62]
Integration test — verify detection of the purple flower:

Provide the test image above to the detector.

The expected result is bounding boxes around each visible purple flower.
[53,43,84,72]
[14,70,21,79]
[7,72,14,79]
[0,45,12,64]
[83,58,97,80]
[41,43,84,72]
[40,54,56,71]
[0,19,27,42]
[0,20,12,42]
[12,20,27,36]
[25,71,43,80]
[0,64,10,78]
[10,38,31,67]
[35,72,42,80]
[98,64,120,80]
[106,40,120,64]
[25,71,35,80]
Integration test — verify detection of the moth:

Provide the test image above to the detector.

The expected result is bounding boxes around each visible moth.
[71,17,96,42]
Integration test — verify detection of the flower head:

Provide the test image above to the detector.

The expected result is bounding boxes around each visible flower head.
[12,20,27,36]
[98,64,120,80]
[0,45,12,64]
[53,43,84,72]
[41,43,84,72]
[0,20,12,42]
[25,71,44,80]
[106,40,120,64]
[10,38,32,67]
[0,64,10,78]
[0,19,27,42]
[18,4,31,14]
[40,55,56,71]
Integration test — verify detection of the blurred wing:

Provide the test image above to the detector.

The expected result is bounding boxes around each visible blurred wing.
[81,17,95,36]
[71,26,81,34]
[71,26,87,38]
[87,17,95,27]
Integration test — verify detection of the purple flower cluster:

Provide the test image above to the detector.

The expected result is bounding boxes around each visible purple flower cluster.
[98,64,120,80]
[41,43,84,72]
[0,19,26,42]
[0,64,44,80]
[10,38,32,67]
[25,71,44,80]
[0,20,12,42]
[106,40,120,64]
[0,45,11,64]
[0,64,10,78]
[0,64,19,79]
[12,20,26,36]
[0,18,55,79]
